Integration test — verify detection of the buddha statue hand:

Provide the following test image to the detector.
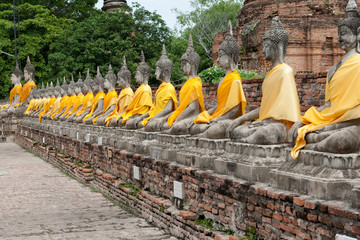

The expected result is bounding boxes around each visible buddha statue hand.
[226,116,245,138]
[288,120,304,145]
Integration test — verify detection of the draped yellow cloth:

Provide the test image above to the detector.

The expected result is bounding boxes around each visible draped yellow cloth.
[105,88,134,126]
[60,95,77,117]
[167,77,205,127]
[25,99,36,115]
[9,85,22,105]
[45,97,62,118]
[39,97,56,122]
[65,94,84,118]
[20,81,36,104]
[256,63,300,123]
[291,53,360,159]
[92,90,118,124]
[76,92,94,117]
[142,82,178,126]
[38,98,49,113]
[121,84,152,123]
[51,96,69,119]
[83,92,106,122]
[194,70,246,124]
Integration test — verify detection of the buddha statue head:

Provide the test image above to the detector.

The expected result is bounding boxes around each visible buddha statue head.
[104,65,116,91]
[83,69,95,94]
[74,73,83,95]
[24,56,35,82]
[263,16,289,64]
[338,0,360,52]
[118,56,132,87]
[94,66,105,92]
[68,75,76,95]
[181,34,200,77]
[155,45,173,82]
[135,52,150,85]
[217,21,240,71]
[60,77,68,97]
[48,81,55,97]
[53,79,61,97]
[11,62,22,86]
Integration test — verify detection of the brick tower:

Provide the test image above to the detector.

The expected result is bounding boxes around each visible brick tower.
[102,0,127,12]
[213,0,348,74]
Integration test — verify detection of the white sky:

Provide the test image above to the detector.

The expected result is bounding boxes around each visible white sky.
[96,0,193,30]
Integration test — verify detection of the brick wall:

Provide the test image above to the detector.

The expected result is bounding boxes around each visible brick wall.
[15,127,360,240]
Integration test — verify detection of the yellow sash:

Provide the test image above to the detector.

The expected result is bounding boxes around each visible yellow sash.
[105,88,134,126]
[45,97,62,117]
[83,92,105,122]
[194,70,246,123]
[25,99,35,115]
[142,82,178,126]
[20,81,36,104]
[167,77,205,127]
[92,90,118,124]
[51,96,69,119]
[10,85,22,105]
[60,95,77,117]
[76,92,94,116]
[291,54,360,159]
[66,94,85,118]
[39,97,56,122]
[121,84,152,123]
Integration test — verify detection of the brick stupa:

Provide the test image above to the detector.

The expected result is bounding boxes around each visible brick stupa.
[213,0,349,73]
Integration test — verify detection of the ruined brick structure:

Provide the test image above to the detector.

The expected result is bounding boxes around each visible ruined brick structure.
[213,0,348,74]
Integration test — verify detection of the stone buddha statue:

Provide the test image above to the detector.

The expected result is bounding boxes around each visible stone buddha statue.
[24,89,38,116]
[83,67,106,124]
[39,82,57,122]
[224,17,300,144]
[160,34,205,135]
[52,78,70,120]
[0,62,23,118]
[94,65,118,126]
[290,0,360,158]
[189,21,247,138]
[29,83,46,118]
[64,74,85,120]
[117,54,152,127]
[42,79,63,120]
[58,76,78,121]
[71,70,95,123]
[105,56,134,127]
[126,45,177,130]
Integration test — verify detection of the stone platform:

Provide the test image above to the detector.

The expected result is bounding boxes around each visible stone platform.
[14,116,360,239]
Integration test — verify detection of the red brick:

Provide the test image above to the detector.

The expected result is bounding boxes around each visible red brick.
[293,197,304,207]
[304,200,316,210]
[280,223,294,233]
[273,212,282,221]
[180,211,198,221]
[229,236,240,240]
[307,213,318,222]
[267,202,275,211]
[262,216,272,224]
[315,227,332,238]
[293,228,311,240]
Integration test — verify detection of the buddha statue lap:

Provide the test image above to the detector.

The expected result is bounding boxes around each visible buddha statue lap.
[225,17,300,145]
[190,22,247,138]
[289,0,360,158]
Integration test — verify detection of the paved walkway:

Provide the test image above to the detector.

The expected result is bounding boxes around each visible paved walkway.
[0,143,175,240]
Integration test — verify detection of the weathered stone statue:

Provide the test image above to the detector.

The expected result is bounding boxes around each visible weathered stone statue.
[189,21,247,137]
[24,89,39,115]
[83,67,106,124]
[58,76,78,121]
[42,79,62,120]
[51,78,70,120]
[105,56,134,127]
[39,82,57,122]
[151,34,205,134]
[94,65,119,126]
[127,45,178,131]
[289,0,360,158]
[63,74,85,120]
[0,62,22,118]
[29,83,46,118]
[117,54,152,127]
[71,70,95,123]
[224,16,300,144]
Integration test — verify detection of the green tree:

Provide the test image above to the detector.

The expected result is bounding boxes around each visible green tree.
[48,3,172,86]
[2,0,99,21]
[175,0,243,61]
[0,3,72,99]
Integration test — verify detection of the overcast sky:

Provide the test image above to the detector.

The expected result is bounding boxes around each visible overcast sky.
[96,0,193,30]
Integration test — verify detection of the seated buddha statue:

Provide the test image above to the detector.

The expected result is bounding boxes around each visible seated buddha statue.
[226,17,300,144]
[129,45,178,131]
[190,22,247,138]
[83,67,106,124]
[117,54,152,128]
[52,78,70,120]
[58,76,80,121]
[69,70,95,123]
[94,65,118,126]
[42,79,63,121]
[38,82,57,122]
[289,0,360,158]
[149,34,205,134]
[63,74,86,120]
[29,83,46,118]
[0,62,22,118]
[105,56,135,127]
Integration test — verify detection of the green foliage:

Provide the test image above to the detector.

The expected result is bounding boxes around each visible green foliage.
[194,217,214,230]
[240,227,261,240]
[0,3,72,98]
[199,66,265,83]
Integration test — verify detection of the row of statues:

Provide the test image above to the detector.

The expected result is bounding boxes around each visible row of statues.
[3,0,360,160]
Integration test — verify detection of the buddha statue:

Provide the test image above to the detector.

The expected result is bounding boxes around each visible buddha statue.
[42,79,62,120]
[0,62,23,118]
[189,21,247,138]
[71,70,95,123]
[39,82,57,122]
[159,34,205,135]
[29,83,46,118]
[83,67,106,124]
[94,65,118,126]
[52,78,70,120]
[58,76,77,121]
[64,74,85,120]
[127,45,178,130]
[24,89,39,115]
[117,54,152,127]
[105,56,134,127]
[289,0,360,158]
[225,17,300,144]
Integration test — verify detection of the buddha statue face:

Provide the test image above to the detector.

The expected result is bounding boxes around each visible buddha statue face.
[24,56,35,82]
[339,25,357,51]
[104,78,112,90]
[262,39,278,61]
[217,50,232,70]
[11,73,21,86]
[60,88,67,97]
[24,70,31,82]
[181,60,192,76]
[135,70,144,84]
[118,76,127,88]
[74,86,81,94]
